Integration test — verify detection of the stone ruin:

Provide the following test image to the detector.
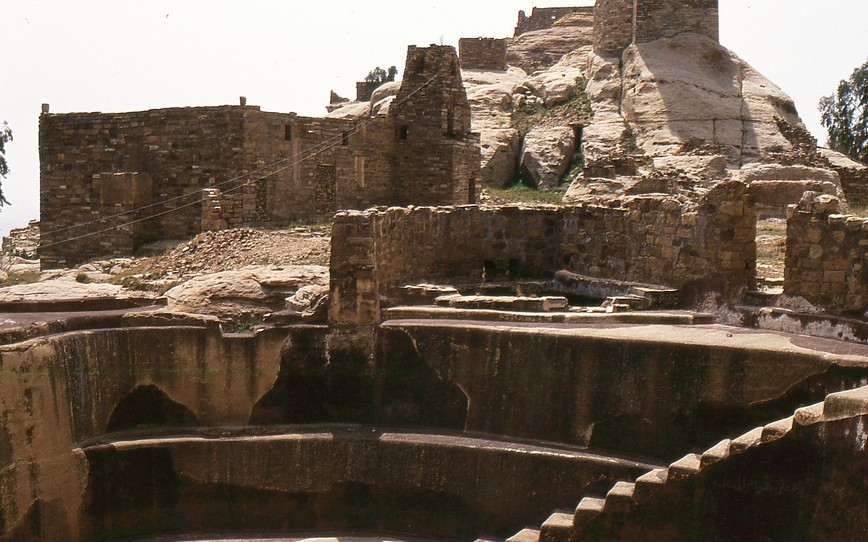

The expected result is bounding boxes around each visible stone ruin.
[6,1,868,541]
[38,45,480,269]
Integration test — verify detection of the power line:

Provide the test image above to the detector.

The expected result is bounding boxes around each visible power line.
[40,67,448,251]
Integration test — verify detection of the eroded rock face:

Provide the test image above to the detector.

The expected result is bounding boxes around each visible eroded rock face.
[463,68,528,185]
[507,23,594,74]
[621,33,804,166]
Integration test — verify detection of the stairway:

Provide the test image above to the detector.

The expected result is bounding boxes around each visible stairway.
[494,384,868,542]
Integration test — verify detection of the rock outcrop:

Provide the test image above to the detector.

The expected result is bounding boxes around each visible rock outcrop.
[164,265,328,321]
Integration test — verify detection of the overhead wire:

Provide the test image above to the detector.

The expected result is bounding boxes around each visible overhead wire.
[39,66,448,250]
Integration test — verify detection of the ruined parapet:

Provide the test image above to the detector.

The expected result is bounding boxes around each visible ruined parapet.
[633,0,719,44]
[592,0,634,57]
[458,38,508,71]
[200,188,227,231]
[514,6,594,36]
[390,45,481,206]
[2,219,40,258]
[784,193,866,314]
[330,186,756,316]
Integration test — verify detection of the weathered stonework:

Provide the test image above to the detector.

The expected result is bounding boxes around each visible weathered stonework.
[459,38,508,71]
[330,181,756,325]
[633,0,719,44]
[39,45,480,268]
[514,7,595,36]
[592,0,634,57]
[785,193,866,314]
[391,46,481,206]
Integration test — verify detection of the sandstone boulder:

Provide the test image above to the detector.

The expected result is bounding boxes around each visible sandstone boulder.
[520,125,578,188]
[164,265,328,320]
[463,67,528,185]
[525,48,590,107]
[325,101,370,119]
[0,278,141,304]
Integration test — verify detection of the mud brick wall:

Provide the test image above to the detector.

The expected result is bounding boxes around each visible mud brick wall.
[392,45,479,206]
[785,194,867,314]
[633,0,719,44]
[459,38,508,71]
[593,0,634,57]
[514,7,594,36]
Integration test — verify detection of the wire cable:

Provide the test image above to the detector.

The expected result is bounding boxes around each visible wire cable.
[40,67,449,250]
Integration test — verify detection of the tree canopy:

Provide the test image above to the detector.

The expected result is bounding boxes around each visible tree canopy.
[0,122,12,207]
[357,66,399,102]
[819,59,868,164]
[365,66,398,85]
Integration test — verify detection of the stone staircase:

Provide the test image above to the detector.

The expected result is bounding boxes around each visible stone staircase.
[486,384,868,542]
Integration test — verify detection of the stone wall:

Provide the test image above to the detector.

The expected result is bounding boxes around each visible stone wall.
[592,0,634,57]
[837,165,868,209]
[391,45,480,206]
[39,106,247,267]
[40,46,480,268]
[785,193,866,314]
[514,7,594,36]
[0,323,284,539]
[330,182,757,322]
[633,0,720,44]
[1,219,39,258]
[459,38,508,71]
[382,321,867,459]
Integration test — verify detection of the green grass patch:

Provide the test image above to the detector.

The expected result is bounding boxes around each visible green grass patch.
[486,184,568,205]
[512,78,593,136]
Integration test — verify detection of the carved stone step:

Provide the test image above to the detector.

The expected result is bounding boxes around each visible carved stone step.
[605,481,636,512]
[573,497,606,534]
[506,529,540,542]
[701,439,732,468]
[634,467,669,503]
[540,511,575,542]
[762,417,794,443]
[669,453,702,481]
[730,426,764,455]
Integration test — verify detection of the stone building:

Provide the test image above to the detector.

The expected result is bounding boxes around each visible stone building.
[39,45,480,268]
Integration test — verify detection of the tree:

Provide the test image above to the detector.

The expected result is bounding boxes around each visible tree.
[358,65,399,102]
[364,65,398,85]
[819,59,868,163]
[0,122,11,207]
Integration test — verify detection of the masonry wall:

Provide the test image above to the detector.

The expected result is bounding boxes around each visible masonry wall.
[785,194,867,314]
[592,0,634,57]
[514,7,594,36]
[391,45,480,206]
[459,38,508,71]
[242,111,394,223]
[837,166,868,209]
[330,182,757,321]
[39,106,249,268]
[633,0,720,44]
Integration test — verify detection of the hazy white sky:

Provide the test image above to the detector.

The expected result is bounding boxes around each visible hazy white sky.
[1,0,866,236]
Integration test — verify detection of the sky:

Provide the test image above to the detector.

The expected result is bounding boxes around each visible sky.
[1,0,866,237]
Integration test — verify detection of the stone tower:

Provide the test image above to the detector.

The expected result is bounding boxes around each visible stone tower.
[390,45,481,205]
[593,0,720,57]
